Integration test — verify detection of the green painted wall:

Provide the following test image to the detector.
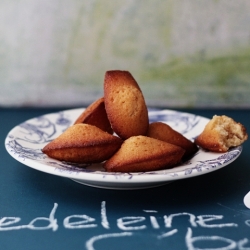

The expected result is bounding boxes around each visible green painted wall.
[1,0,250,107]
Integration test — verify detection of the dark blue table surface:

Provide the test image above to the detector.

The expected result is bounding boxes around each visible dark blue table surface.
[1,107,250,250]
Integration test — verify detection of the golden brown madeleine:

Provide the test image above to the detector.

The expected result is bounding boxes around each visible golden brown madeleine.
[195,115,248,152]
[104,70,149,139]
[74,97,113,134]
[42,124,122,163]
[104,135,185,172]
[147,122,198,159]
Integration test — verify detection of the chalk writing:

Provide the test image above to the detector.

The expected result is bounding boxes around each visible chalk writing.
[157,229,178,239]
[101,201,110,229]
[144,210,160,229]
[164,213,197,228]
[0,201,250,250]
[0,203,58,231]
[245,220,250,227]
[117,216,147,231]
[196,215,238,228]
[186,227,238,250]
[64,215,97,229]
[86,232,133,250]
[238,238,250,249]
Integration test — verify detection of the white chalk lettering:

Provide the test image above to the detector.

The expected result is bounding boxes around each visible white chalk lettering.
[0,217,22,231]
[144,210,160,229]
[86,232,133,250]
[164,213,197,228]
[185,227,237,250]
[238,238,250,249]
[149,216,160,229]
[117,217,146,231]
[245,220,250,227]
[196,215,238,228]
[0,203,58,231]
[1,201,250,250]
[101,201,109,229]
[26,203,58,231]
[143,210,158,213]
[64,215,97,229]
[158,229,178,239]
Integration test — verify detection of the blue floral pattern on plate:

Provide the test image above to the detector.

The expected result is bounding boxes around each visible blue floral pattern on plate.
[5,108,242,189]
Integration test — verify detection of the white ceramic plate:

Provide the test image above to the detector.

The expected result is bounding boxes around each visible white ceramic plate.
[5,108,242,190]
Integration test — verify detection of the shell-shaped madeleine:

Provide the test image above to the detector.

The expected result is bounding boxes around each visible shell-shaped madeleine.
[104,70,149,139]
[104,135,185,172]
[74,97,113,134]
[42,124,122,163]
[147,122,198,159]
[195,115,248,152]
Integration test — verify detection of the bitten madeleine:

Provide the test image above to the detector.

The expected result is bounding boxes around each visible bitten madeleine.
[104,70,149,139]
[147,122,198,159]
[104,135,185,172]
[42,124,122,163]
[195,115,248,152]
[74,97,113,134]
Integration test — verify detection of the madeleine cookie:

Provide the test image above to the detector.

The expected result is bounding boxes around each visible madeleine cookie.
[104,70,149,139]
[147,122,198,159]
[42,124,122,163]
[74,97,113,134]
[104,135,185,172]
[195,115,248,152]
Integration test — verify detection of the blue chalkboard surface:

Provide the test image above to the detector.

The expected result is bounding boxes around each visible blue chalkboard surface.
[1,107,250,250]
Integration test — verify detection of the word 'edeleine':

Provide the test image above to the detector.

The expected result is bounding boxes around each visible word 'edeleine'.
[0,201,241,231]
[1,202,250,250]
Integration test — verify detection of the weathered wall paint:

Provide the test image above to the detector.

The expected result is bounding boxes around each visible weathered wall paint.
[0,0,250,107]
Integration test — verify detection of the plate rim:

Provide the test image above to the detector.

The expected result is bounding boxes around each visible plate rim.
[4,108,243,186]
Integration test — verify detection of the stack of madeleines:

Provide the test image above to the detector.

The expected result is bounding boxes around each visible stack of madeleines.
[42,70,248,172]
